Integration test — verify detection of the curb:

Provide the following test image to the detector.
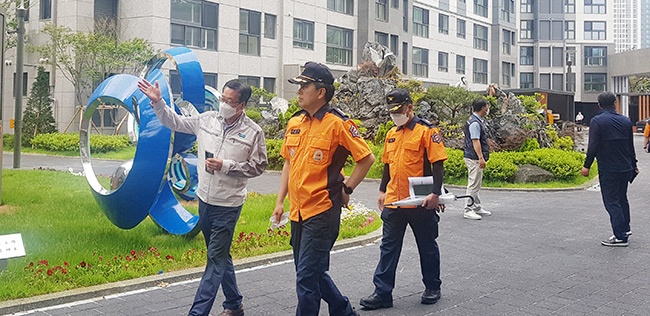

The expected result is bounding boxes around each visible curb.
[0,229,382,315]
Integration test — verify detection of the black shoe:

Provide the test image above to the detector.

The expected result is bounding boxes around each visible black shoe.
[421,289,441,305]
[601,236,628,247]
[359,292,393,310]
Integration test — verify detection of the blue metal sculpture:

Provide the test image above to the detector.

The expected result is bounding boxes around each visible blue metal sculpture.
[81,47,215,237]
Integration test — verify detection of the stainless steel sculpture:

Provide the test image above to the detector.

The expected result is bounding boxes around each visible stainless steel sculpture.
[80,47,217,237]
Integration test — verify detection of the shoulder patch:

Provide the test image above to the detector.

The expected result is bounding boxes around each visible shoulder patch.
[328,107,350,120]
[349,125,360,138]
[431,132,442,143]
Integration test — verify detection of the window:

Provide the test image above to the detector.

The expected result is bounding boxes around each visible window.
[264,14,276,39]
[413,7,429,38]
[520,46,534,65]
[375,32,389,47]
[552,74,563,90]
[13,72,28,97]
[565,0,575,13]
[520,20,533,39]
[584,73,607,92]
[403,0,408,31]
[392,0,399,8]
[439,13,449,34]
[503,30,513,55]
[328,0,354,15]
[521,0,532,13]
[552,47,564,67]
[457,19,466,38]
[473,24,488,51]
[40,0,52,19]
[473,58,488,84]
[584,46,607,66]
[585,0,606,14]
[584,21,606,40]
[474,0,488,17]
[239,9,261,56]
[412,47,429,77]
[171,0,218,50]
[456,55,466,74]
[238,76,260,88]
[520,72,534,88]
[376,0,388,21]
[204,73,217,89]
[502,62,513,87]
[540,74,550,89]
[402,42,408,74]
[327,26,354,66]
[564,21,575,40]
[501,0,514,22]
[540,47,550,67]
[263,78,276,93]
[293,19,314,49]
[438,52,449,72]
[390,35,399,55]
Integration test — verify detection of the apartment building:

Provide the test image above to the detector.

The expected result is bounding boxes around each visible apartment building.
[641,0,650,48]
[517,0,615,110]
[2,0,515,133]
[613,0,641,52]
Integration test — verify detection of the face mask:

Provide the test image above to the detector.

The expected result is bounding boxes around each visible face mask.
[390,113,409,126]
[219,103,238,119]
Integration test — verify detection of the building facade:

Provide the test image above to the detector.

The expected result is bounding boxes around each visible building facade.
[517,0,615,111]
[3,0,516,133]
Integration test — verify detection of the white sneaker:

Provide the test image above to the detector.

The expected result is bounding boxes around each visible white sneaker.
[463,210,482,220]
[475,208,491,216]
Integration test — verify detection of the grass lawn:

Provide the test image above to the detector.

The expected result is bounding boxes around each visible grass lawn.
[0,170,381,301]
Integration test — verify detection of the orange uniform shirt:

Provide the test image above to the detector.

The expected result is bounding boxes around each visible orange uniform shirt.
[644,122,650,138]
[281,105,373,222]
[382,116,448,207]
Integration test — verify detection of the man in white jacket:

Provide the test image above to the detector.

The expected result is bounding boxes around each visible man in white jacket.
[138,78,268,316]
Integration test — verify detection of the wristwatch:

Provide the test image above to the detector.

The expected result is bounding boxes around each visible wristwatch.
[343,184,354,195]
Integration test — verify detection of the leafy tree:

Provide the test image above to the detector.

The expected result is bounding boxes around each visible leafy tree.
[629,76,650,93]
[22,66,56,146]
[419,86,481,125]
[1,0,38,51]
[28,22,154,110]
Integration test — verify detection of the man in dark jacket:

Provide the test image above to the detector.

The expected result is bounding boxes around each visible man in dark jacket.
[582,91,638,247]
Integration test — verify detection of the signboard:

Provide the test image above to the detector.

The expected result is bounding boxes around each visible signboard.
[0,233,26,260]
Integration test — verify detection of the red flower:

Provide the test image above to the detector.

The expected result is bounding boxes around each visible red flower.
[126,256,132,261]
[99,256,103,261]
[61,268,68,274]
[63,262,69,266]
[130,250,136,256]
[79,261,87,268]
[47,269,53,276]
[38,260,48,266]
[165,255,174,261]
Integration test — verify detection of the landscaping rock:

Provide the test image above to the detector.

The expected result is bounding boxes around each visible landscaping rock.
[513,164,554,183]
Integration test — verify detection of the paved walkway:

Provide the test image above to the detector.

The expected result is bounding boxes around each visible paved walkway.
[2,135,650,316]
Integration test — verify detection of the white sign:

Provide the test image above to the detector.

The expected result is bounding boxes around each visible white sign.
[0,233,26,260]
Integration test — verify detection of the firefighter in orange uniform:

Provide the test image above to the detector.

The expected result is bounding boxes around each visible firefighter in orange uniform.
[272,62,375,316]
[360,89,447,310]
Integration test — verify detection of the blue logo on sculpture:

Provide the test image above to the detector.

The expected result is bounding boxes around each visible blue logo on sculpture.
[80,47,220,237]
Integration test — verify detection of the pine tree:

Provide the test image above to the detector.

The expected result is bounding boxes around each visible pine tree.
[22,66,57,146]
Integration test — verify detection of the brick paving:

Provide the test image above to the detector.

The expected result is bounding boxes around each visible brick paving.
[3,134,650,316]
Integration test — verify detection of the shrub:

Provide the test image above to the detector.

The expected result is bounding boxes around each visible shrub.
[245,108,263,123]
[30,133,131,153]
[520,138,540,152]
[265,139,285,170]
[3,134,14,148]
[483,153,518,182]
[374,121,394,145]
[552,136,574,151]
[443,148,467,180]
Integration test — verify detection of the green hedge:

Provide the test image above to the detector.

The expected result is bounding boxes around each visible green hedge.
[444,147,584,182]
[30,133,132,153]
